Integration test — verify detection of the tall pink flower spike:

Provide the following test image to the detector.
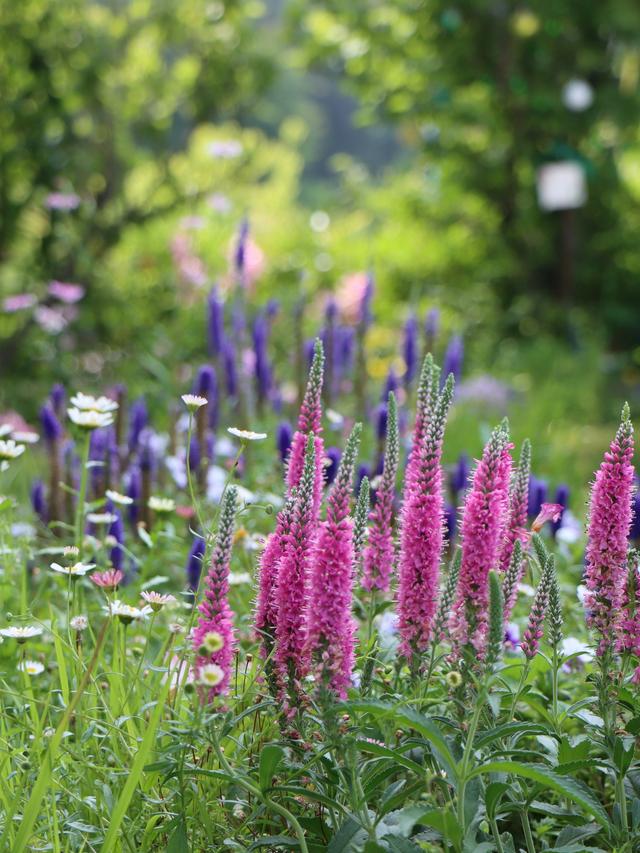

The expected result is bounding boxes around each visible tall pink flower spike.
[450,421,512,658]
[397,369,454,669]
[585,404,634,656]
[307,423,362,697]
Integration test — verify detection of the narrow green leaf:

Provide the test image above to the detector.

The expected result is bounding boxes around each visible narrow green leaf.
[259,743,284,791]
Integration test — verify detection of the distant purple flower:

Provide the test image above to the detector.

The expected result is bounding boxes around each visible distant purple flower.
[3,293,37,313]
[424,308,439,341]
[222,339,238,397]
[50,383,66,416]
[356,463,371,493]
[442,334,464,385]
[631,488,640,541]
[359,273,374,328]
[40,405,62,444]
[252,313,272,401]
[128,398,148,455]
[451,453,470,496]
[335,326,355,382]
[44,192,80,211]
[186,535,206,591]
[234,218,250,277]
[403,315,419,386]
[193,365,217,401]
[277,422,293,465]
[375,403,388,442]
[48,281,85,304]
[528,476,548,518]
[457,375,513,410]
[444,503,457,541]
[188,435,200,472]
[208,193,232,213]
[324,447,342,486]
[383,368,399,400]
[126,467,141,524]
[207,287,225,357]
[109,511,125,571]
[31,480,47,523]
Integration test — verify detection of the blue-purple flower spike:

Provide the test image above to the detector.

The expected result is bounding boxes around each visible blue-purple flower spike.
[207,286,225,357]
[186,535,206,591]
[442,334,464,386]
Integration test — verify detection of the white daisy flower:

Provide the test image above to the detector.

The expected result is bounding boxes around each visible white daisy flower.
[200,630,225,653]
[12,431,39,444]
[197,663,224,687]
[229,571,252,586]
[181,394,208,411]
[0,625,43,643]
[148,496,176,513]
[87,512,117,525]
[69,392,118,413]
[50,561,95,577]
[105,490,133,506]
[67,408,114,430]
[18,660,45,676]
[0,439,26,460]
[0,424,12,438]
[103,600,153,624]
[70,615,89,632]
[140,591,176,612]
[227,427,267,442]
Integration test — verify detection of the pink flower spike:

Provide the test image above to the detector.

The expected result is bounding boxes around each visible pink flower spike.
[532,503,564,533]
[192,486,238,699]
[585,405,634,656]
[3,294,38,313]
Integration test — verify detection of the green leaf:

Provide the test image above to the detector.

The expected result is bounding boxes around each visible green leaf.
[247,836,301,850]
[167,819,189,853]
[474,722,550,749]
[259,744,284,791]
[327,815,362,853]
[485,782,510,820]
[356,740,425,776]
[469,762,609,827]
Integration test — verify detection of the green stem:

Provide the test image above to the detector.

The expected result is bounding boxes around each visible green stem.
[75,432,91,555]
[509,662,529,720]
[489,817,505,853]
[521,809,536,853]
[616,774,629,839]
[456,692,485,838]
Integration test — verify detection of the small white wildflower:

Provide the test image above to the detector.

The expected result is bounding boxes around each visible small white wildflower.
[148,496,176,513]
[181,394,208,411]
[43,727,55,738]
[50,561,95,577]
[69,392,118,413]
[63,545,80,557]
[70,615,88,632]
[229,571,252,586]
[0,439,26,460]
[67,407,114,430]
[198,663,224,687]
[12,431,39,444]
[200,630,225,653]
[18,660,45,676]
[105,490,133,506]
[87,512,117,525]
[0,625,43,643]
[140,591,176,612]
[0,424,12,438]
[227,427,267,442]
[104,600,153,624]
[168,622,184,634]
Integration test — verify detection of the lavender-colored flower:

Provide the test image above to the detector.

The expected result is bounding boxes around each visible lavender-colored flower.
[403,315,419,387]
[356,463,370,493]
[456,376,513,410]
[375,403,388,442]
[48,281,84,304]
[234,218,250,277]
[441,334,464,386]
[40,405,62,444]
[324,447,342,486]
[3,293,37,313]
[31,480,47,523]
[207,287,225,357]
[193,365,217,401]
[252,313,272,403]
[383,368,399,400]
[109,511,125,571]
[424,308,439,342]
[450,453,470,496]
[527,475,548,518]
[50,383,66,416]
[359,273,374,328]
[188,435,201,473]
[277,422,293,466]
[186,535,206,591]
[44,191,80,211]
[128,398,148,455]
[222,339,238,398]
[444,503,457,541]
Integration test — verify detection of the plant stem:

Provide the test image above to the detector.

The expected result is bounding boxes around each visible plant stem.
[456,690,485,838]
[75,432,91,554]
[521,808,536,853]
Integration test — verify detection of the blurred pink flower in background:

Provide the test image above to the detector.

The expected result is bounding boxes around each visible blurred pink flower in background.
[335,272,369,323]
[3,294,37,313]
[225,236,265,291]
[208,193,232,213]
[44,192,81,211]
[180,216,206,231]
[48,281,85,303]
[208,140,243,159]
[34,306,68,334]
[170,233,208,288]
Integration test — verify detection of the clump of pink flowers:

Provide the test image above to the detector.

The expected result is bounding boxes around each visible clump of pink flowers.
[584,404,635,656]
